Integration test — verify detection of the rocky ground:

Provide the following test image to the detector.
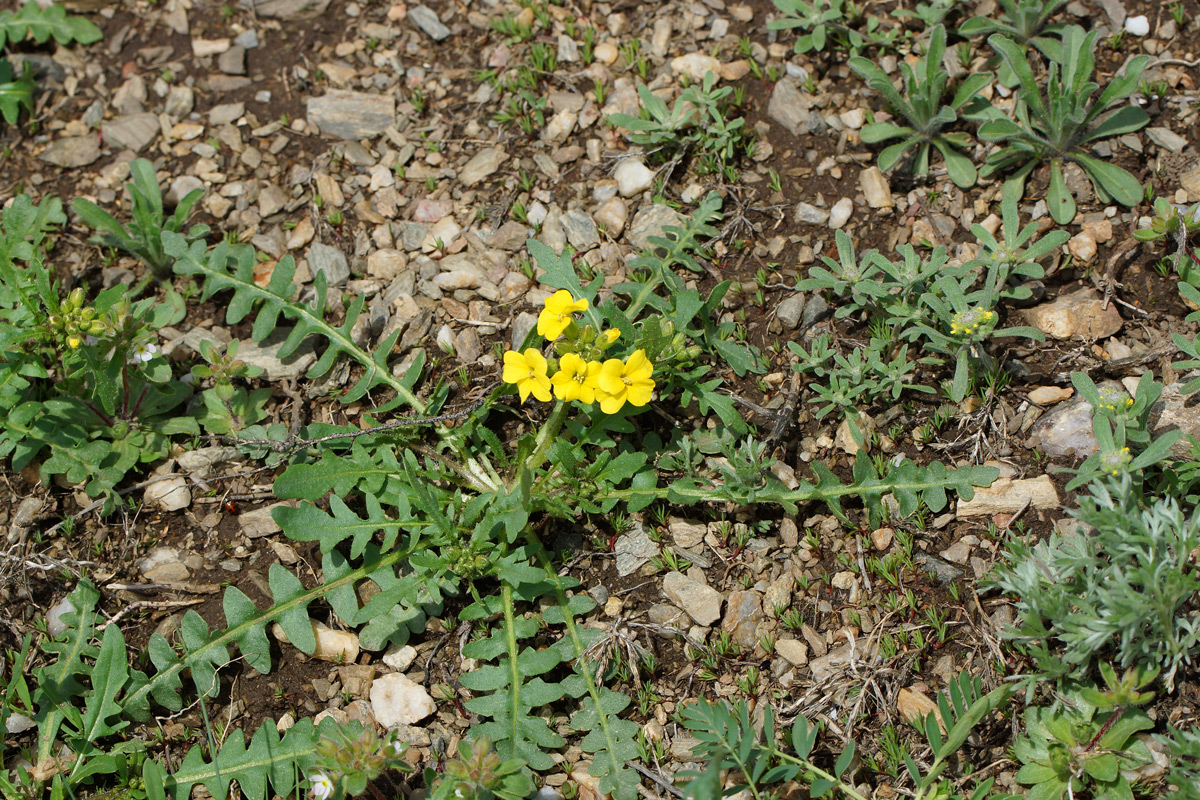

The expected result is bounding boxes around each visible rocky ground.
[4,0,1200,797]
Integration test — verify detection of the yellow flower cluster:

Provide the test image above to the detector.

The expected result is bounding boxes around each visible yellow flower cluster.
[949,308,997,337]
[502,290,655,413]
[1096,388,1135,412]
[1101,446,1132,476]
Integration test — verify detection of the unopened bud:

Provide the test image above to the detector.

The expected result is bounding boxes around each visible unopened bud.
[67,287,85,309]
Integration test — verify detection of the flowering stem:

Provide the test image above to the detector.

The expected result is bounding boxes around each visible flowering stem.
[519,400,568,480]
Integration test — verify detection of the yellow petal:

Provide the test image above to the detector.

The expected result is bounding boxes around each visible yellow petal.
[626,382,654,407]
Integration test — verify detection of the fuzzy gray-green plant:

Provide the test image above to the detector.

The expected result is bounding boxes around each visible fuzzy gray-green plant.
[988,476,1200,690]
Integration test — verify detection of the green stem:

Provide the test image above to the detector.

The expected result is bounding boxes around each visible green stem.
[770,751,870,800]
[518,400,569,481]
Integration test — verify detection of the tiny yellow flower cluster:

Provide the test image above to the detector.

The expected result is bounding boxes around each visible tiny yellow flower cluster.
[949,308,997,337]
[47,287,107,350]
[1096,388,1135,412]
[1100,446,1132,476]
[502,290,655,413]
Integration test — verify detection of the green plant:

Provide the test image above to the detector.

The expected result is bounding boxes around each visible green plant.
[988,476,1200,690]
[608,72,751,174]
[190,339,270,434]
[0,196,199,505]
[307,723,413,800]
[850,24,991,187]
[426,738,533,800]
[978,27,1151,224]
[681,671,1012,800]
[1014,666,1157,800]
[958,0,1066,55]
[74,159,210,278]
[1159,723,1200,800]
[768,0,895,55]
[1133,197,1200,280]
[0,1,101,126]
[967,189,1068,302]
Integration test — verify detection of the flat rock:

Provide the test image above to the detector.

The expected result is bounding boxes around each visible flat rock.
[307,90,395,140]
[1028,386,1074,405]
[1146,126,1187,153]
[776,638,808,666]
[669,518,706,549]
[236,328,318,380]
[240,502,292,538]
[177,445,240,477]
[140,546,190,582]
[144,476,191,512]
[956,475,1060,517]
[309,242,351,286]
[768,79,813,136]
[247,0,332,19]
[1022,287,1123,340]
[101,113,160,152]
[829,197,854,229]
[1150,382,1200,458]
[627,204,684,251]
[663,571,723,626]
[897,687,941,728]
[409,4,451,41]
[1028,395,1099,457]
[383,644,418,671]
[562,209,599,249]
[614,523,658,576]
[39,135,101,168]
[795,202,829,225]
[218,45,246,75]
[459,147,507,186]
[721,590,763,649]
[670,53,721,82]
[370,672,436,726]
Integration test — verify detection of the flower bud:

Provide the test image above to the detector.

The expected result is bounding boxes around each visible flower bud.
[80,307,96,321]
[88,321,108,335]
[67,287,85,310]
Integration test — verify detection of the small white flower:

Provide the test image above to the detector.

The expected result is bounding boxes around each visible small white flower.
[1125,15,1150,36]
[309,772,335,800]
[132,341,158,364]
[382,738,405,758]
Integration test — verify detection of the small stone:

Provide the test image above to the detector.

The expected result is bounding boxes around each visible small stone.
[768,79,813,136]
[897,687,942,728]
[859,166,892,208]
[800,623,828,657]
[663,571,723,626]
[287,217,316,250]
[218,45,246,75]
[307,90,396,140]
[831,571,856,590]
[719,60,751,81]
[840,108,865,129]
[144,476,191,512]
[1068,231,1097,263]
[240,503,291,538]
[101,113,160,152]
[459,147,507,186]
[594,197,628,236]
[795,202,829,225]
[871,527,893,550]
[258,183,287,216]
[542,109,577,143]
[671,53,722,82]
[39,136,101,168]
[775,638,808,666]
[956,475,1060,517]
[1029,395,1099,458]
[1022,288,1123,340]
[371,672,435,727]
[273,619,360,663]
[562,209,599,249]
[46,596,75,639]
[1146,126,1187,153]
[236,329,318,380]
[192,38,231,57]
[594,42,618,65]
[209,102,245,125]
[164,85,195,117]
[615,524,659,576]
[669,518,706,549]
[776,293,806,329]
[368,249,407,280]
[309,242,351,286]
[940,542,971,565]
[627,204,684,250]
[1028,386,1074,405]
[383,644,418,671]
[828,197,853,229]
[140,546,190,582]
[408,4,452,41]
[614,158,655,197]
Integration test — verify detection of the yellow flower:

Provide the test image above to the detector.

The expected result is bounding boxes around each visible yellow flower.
[66,335,82,349]
[502,349,552,402]
[538,290,588,340]
[601,329,620,344]
[595,350,654,413]
[551,353,603,403]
